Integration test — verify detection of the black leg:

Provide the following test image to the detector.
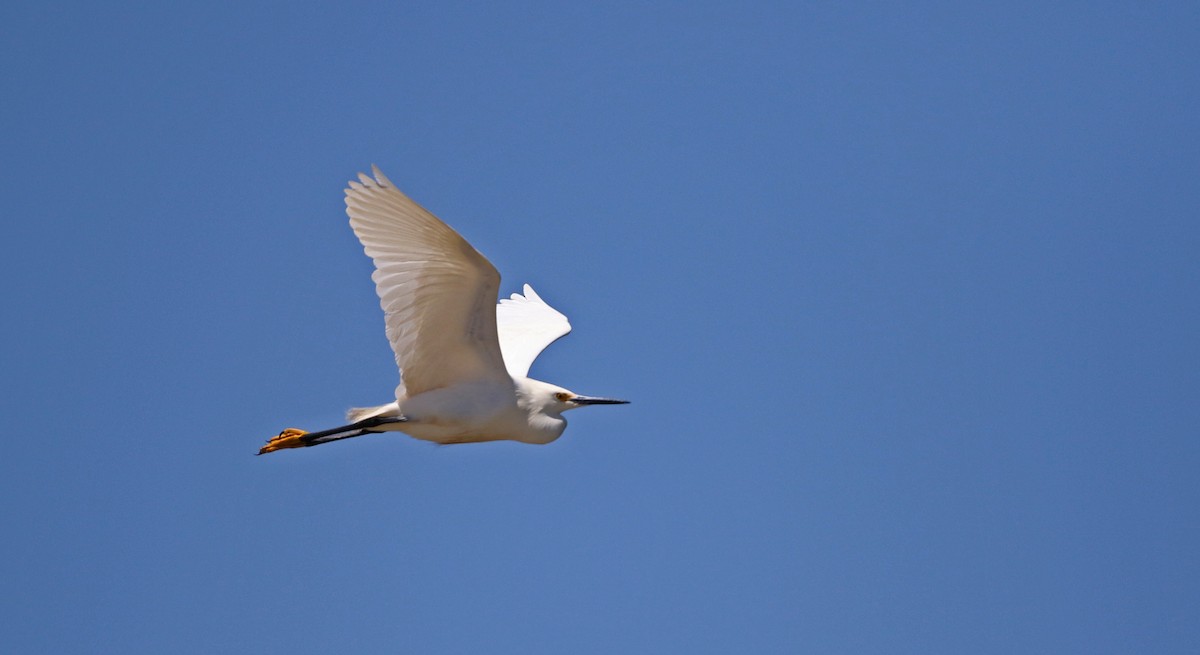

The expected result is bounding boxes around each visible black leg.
[298,415,407,442]
[258,416,408,454]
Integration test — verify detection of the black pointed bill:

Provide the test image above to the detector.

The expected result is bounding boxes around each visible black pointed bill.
[572,395,630,406]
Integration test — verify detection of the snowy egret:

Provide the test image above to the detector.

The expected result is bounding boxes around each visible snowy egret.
[258,166,627,455]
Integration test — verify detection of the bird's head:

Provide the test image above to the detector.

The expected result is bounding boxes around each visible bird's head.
[521,379,629,416]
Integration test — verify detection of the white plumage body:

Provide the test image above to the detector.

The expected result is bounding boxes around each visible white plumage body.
[348,378,569,445]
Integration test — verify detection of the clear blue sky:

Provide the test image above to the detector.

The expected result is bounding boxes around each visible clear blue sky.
[2,2,1197,653]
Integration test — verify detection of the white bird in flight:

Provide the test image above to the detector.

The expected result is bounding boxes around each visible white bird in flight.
[259,166,627,455]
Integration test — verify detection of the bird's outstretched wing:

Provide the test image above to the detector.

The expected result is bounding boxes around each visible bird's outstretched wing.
[495,284,572,378]
[345,166,510,398]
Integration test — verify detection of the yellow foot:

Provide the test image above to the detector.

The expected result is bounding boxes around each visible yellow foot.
[258,428,309,455]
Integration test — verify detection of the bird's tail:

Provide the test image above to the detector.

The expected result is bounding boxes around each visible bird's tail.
[346,401,401,423]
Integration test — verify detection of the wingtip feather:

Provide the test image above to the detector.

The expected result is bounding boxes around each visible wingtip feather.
[347,165,394,192]
[371,164,394,188]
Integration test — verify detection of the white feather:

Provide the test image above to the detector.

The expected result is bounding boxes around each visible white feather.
[496,284,572,378]
[345,166,510,400]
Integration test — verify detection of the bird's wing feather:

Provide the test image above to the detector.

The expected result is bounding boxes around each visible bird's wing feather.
[496,284,572,378]
[345,166,510,398]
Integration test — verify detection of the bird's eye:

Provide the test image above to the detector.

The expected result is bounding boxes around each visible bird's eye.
[555,392,571,402]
